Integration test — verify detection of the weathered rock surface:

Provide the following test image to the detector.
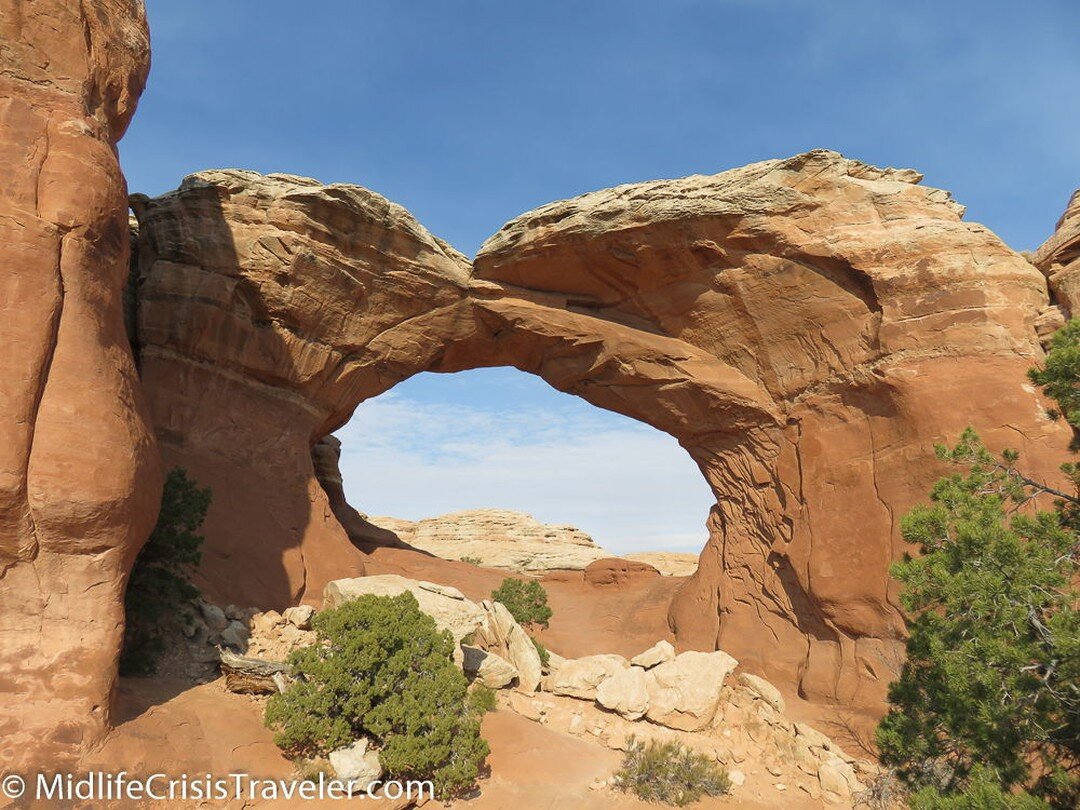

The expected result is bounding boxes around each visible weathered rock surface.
[583,558,661,586]
[0,0,160,769]
[328,738,383,787]
[131,150,1073,717]
[547,654,631,700]
[461,645,519,689]
[643,650,738,731]
[622,552,699,577]
[629,640,675,669]
[1034,189,1080,316]
[324,575,486,646]
[474,599,543,692]
[595,665,650,720]
[366,509,611,571]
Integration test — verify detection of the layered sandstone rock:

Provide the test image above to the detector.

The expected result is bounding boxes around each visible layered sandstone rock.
[366,509,611,571]
[132,151,1072,717]
[0,0,159,769]
[130,170,475,606]
[1034,189,1080,315]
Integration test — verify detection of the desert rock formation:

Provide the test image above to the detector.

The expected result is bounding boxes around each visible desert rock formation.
[366,509,612,571]
[130,154,1072,714]
[1035,189,1080,315]
[623,552,699,577]
[0,0,160,769]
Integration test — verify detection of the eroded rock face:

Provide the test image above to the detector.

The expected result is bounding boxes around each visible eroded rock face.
[1034,189,1080,315]
[366,509,611,571]
[0,0,160,768]
[132,152,1072,716]
[130,170,475,607]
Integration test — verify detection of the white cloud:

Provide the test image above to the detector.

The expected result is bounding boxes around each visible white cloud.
[334,393,715,555]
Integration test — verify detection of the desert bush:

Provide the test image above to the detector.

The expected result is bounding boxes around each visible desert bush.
[491,578,552,628]
[907,766,1049,810]
[121,468,210,675]
[459,555,483,565]
[530,636,550,667]
[264,592,489,799]
[613,737,731,806]
[467,683,497,715]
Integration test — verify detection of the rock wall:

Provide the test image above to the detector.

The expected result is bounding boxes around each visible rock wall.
[1035,189,1080,315]
[131,153,1072,714]
[0,0,160,769]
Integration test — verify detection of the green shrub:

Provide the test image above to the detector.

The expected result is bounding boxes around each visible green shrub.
[264,592,489,799]
[491,578,552,628]
[121,468,210,676]
[908,767,1049,810]
[530,636,550,667]
[467,684,497,715]
[877,429,1079,808]
[614,737,731,806]
[459,555,483,565]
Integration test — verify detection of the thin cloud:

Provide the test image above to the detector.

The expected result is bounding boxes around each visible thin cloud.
[335,393,714,555]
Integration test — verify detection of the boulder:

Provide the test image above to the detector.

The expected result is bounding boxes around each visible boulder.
[199,602,229,634]
[474,600,543,692]
[548,655,630,700]
[283,605,316,630]
[328,738,383,789]
[630,640,675,669]
[219,620,250,651]
[323,575,486,645]
[738,672,786,714]
[644,650,738,731]
[595,666,650,720]
[583,558,661,586]
[461,645,518,689]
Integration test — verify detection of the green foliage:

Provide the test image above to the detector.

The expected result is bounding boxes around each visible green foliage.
[121,468,210,676]
[1029,319,1080,442]
[876,428,1078,808]
[467,684,497,715]
[458,555,483,565]
[613,737,731,806]
[264,593,489,799]
[907,767,1049,810]
[490,578,552,628]
[531,636,550,667]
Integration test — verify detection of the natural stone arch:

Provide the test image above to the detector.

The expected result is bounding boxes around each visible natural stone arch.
[130,151,1070,718]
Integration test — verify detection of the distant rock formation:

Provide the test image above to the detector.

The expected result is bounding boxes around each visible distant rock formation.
[365,509,612,571]
[623,552,699,577]
[0,0,160,770]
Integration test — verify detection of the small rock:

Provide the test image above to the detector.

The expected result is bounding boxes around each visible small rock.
[461,645,518,688]
[737,672,786,714]
[224,604,243,621]
[220,620,250,650]
[199,602,229,634]
[630,640,675,669]
[251,610,285,637]
[283,604,315,630]
[328,738,383,789]
[774,783,787,791]
[728,769,746,787]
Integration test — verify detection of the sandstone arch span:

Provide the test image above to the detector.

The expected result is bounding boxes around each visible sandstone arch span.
[129,152,1071,716]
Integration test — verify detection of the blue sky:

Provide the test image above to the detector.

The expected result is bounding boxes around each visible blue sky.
[122,1,1079,553]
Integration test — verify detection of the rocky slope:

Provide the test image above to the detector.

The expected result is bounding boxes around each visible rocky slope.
[365,509,612,571]
[0,0,160,770]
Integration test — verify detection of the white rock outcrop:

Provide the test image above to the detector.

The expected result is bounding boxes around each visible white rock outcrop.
[630,640,675,669]
[643,650,738,731]
[366,509,612,571]
[595,665,650,720]
[547,654,630,700]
